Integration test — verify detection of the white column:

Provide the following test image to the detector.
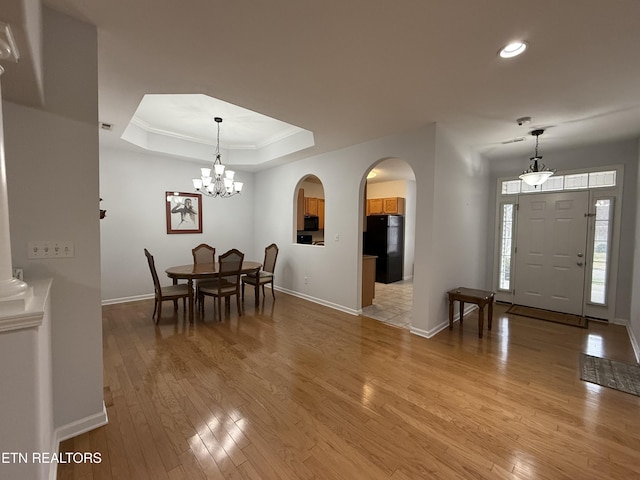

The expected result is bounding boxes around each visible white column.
[0,65,29,302]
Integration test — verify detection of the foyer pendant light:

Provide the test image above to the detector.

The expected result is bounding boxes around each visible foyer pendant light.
[519,129,555,187]
[193,117,243,198]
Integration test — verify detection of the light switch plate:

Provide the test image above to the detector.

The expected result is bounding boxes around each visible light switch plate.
[28,241,74,259]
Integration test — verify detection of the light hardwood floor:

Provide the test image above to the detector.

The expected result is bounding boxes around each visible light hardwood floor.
[58,294,640,479]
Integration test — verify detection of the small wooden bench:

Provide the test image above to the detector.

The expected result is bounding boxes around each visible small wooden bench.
[447,287,495,338]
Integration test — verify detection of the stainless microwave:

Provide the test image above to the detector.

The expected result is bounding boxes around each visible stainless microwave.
[304,215,319,231]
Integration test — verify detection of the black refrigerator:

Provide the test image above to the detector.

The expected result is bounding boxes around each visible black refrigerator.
[364,214,404,284]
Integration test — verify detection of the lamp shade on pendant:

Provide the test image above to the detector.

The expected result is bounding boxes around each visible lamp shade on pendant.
[519,170,554,186]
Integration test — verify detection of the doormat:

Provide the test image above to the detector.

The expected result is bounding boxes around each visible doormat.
[506,304,588,328]
[580,353,640,396]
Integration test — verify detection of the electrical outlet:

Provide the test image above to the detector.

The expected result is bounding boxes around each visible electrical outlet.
[304,276,308,284]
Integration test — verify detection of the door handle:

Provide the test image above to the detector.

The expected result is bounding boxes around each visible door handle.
[577,262,584,267]
[577,252,584,257]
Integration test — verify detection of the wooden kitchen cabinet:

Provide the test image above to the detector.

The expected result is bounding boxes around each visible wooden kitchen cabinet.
[362,255,377,307]
[297,189,305,230]
[318,199,325,229]
[383,197,405,214]
[367,197,405,215]
[367,198,384,215]
[304,197,319,216]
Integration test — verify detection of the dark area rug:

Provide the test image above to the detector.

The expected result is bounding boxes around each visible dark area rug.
[580,353,640,396]
[506,304,588,328]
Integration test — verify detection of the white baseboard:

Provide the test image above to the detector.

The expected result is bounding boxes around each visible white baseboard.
[274,286,359,316]
[55,402,109,443]
[103,287,362,316]
[411,304,477,339]
[611,317,628,326]
[626,323,640,363]
[410,321,448,339]
[49,403,108,480]
[102,293,154,305]
[603,317,639,363]
[49,403,108,479]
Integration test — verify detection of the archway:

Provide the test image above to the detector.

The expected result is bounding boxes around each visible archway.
[293,174,325,246]
[360,158,416,328]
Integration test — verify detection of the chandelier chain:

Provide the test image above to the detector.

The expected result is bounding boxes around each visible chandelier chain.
[215,117,221,157]
[518,128,555,188]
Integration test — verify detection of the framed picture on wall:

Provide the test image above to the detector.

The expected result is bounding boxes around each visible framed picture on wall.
[166,191,202,234]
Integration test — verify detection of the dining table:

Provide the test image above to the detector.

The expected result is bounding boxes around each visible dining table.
[165,261,262,322]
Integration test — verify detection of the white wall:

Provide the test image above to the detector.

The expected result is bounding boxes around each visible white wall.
[424,127,490,330]
[0,280,54,480]
[366,178,417,278]
[5,8,104,436]
[630,139,640,360]
[100,147,255,302]
[405,180,417,279]
[367,179,407,197]
[252,126,438,321]
[487,138,639,322]
[300,178,325,198]
[250,123,490,337]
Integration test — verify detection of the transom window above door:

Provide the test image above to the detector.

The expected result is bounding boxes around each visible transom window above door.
[501,170,616,195]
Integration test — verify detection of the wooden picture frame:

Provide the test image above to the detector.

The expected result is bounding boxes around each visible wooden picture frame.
[166,192,202,234]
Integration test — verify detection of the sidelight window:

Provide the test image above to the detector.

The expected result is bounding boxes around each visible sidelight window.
[498,203,515,291]
[589,198,613,305]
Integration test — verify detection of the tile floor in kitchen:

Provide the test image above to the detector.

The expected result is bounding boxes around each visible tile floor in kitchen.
[361,279,413,329]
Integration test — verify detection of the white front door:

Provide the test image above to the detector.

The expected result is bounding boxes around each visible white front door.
[514,191,589,315]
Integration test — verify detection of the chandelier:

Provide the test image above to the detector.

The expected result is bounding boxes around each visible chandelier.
[519,128,555,187]
[193,117,243,197]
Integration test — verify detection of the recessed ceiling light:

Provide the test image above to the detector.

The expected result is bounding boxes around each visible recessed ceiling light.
[367,171,377,179]
[499,41,527,59]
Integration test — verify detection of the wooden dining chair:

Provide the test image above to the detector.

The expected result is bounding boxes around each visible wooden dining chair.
[192,243,216,301]
[242,243,279,302]
[192,243,215,264]
[144,248,189,323]
[199,248,244,321]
